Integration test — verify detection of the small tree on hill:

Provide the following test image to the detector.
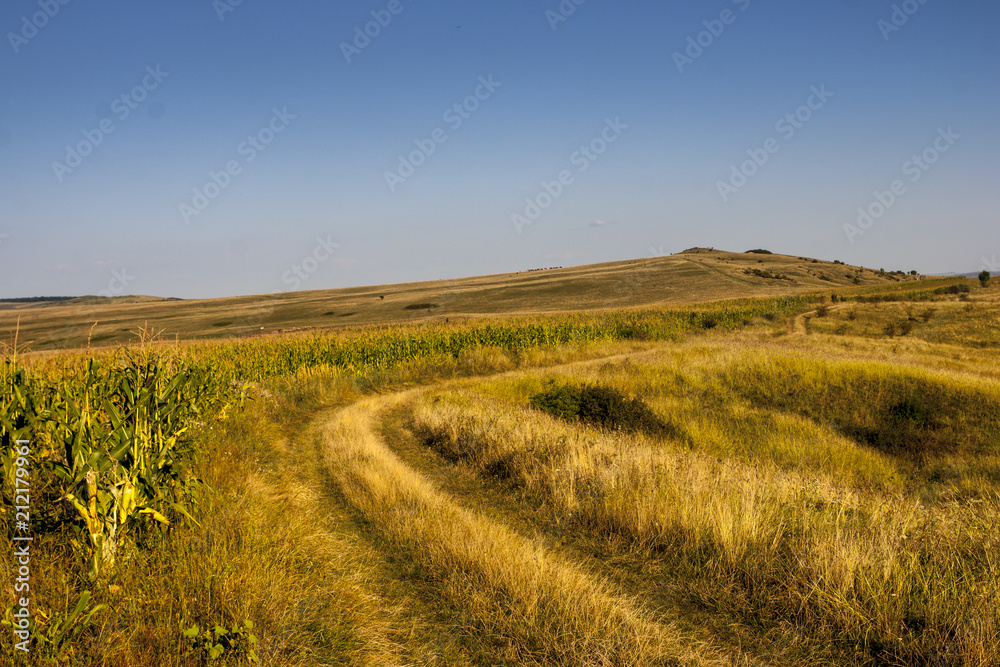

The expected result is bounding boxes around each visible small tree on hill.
[979,270,991,288]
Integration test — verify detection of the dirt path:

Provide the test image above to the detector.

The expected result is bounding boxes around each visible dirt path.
[257,398,488,666]
[791,303,850,335]
[274,347,874,665]
[304,388,748,666]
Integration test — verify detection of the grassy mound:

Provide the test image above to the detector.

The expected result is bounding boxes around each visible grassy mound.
[720,356,1000,461]
[530,382,675,438]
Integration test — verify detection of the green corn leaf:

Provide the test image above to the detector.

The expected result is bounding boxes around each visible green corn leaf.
[102,398,124,432]
[65,591,91,626]
[61,494,90,522]
[69,604,106,641]
[138,508,170,525]
[160,373,187,403]
[107,435,131,463]
[169,502,201,527]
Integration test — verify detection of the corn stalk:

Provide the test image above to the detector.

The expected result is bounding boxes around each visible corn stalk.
[1,351,209,580]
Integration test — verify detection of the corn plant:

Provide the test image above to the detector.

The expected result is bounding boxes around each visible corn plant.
[0,359,60,529]
[2,590,106,661]
[52,351,212,578]
[2,350,214,579]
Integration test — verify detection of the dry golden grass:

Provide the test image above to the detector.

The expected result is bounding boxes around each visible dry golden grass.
[317,392,733,666]
[409,332,1000,665]
[0,249,919,351]
[2,372,429,667]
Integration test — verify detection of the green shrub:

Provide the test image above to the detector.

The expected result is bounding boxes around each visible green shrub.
[743,268,792,281]
[183,620,258,664]
[531,383,674,438]
[935,284,970,295]
[723,357,1000,461]
[529,382,580,421]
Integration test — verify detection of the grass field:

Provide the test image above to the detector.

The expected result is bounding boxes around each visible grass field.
[0,248,924,351]
[1,254,996,666]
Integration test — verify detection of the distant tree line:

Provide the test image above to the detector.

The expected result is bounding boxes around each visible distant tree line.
[0,296,77,303]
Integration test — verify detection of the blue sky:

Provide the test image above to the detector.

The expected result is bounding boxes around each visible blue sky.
[1,0,998,298]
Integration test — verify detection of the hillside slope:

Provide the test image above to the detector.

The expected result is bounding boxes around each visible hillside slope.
[0,248,924,351]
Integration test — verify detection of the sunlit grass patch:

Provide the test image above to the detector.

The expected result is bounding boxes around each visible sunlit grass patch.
[411,383,1000,666]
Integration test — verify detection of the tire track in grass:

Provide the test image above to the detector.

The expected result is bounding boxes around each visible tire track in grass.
[381,396,885,667]
[316,390,735,667]
[260,408,496,666]
[374,403,775,666]
[185,386,433,667]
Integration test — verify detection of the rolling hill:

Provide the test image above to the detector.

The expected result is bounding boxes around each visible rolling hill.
[1,248,926,351]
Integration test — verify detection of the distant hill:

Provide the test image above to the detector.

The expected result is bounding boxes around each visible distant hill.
[0,295,179,306]
[0,296,77,304]
[941,272,990,279]
[0,249,936,351]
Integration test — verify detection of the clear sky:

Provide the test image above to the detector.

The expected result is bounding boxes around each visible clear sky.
[1,0,997,299]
